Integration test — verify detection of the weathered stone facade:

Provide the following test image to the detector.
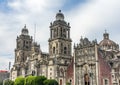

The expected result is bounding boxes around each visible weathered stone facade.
[74,32,120,85]
[10,10,72,85]
[10,11,120,85]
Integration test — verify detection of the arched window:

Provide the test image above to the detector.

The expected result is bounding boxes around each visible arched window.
[64,47,67,54]
[60,27,62,37]
[104,79,109,85]
[53,47,55,54]
[56,43,58,48]
[68,45,70,54]
[56,43,58,54]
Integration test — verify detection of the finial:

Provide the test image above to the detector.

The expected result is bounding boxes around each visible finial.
[68,22,70,26]
[94,39,97,43]
[103,29,109,39]
[74,43,76,48]
[80,36,83,41]
[81,36,83,39]
[50,22,52,25]
[105,29,107,33]
[59,10,61,12]
[24,24,26,28]
[34,24,36,42]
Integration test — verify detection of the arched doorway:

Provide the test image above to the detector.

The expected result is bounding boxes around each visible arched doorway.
[84,74,90,85]
[60,79,62,85]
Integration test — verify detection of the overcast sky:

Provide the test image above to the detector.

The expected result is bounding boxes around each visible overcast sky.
[0,0,120,70]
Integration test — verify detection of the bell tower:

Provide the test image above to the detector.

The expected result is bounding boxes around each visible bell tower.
[48,10,72,85]
[15,25,32,64]
[49,10,72,56]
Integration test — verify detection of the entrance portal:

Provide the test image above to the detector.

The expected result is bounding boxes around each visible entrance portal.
[84,74,90,85]
[60,79,62,85]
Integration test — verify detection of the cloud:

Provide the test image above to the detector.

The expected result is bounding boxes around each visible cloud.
[0,0,66,52]
[0,56,14,70]
[8,0,66,13]
[66,0,120,43]
[0,0,67,69]
[0,0,120,70]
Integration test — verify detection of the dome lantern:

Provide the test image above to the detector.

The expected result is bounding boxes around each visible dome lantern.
[56,10,64,21]
[103,30,109,39]
[99,31,119,51]
[21,25,29,35]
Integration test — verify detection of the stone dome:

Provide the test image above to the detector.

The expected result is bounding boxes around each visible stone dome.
[56,10,64,21]
[21,25,29,35]
[99,32,119,51]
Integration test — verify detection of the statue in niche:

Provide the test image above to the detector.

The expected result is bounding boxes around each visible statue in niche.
[60,68,64,76]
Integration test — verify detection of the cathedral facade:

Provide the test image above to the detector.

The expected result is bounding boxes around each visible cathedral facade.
[74,32,120,85]
[10,11,120,85]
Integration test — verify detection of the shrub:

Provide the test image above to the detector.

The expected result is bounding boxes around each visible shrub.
[14,76,24,85]
[24,76,35,85]
[4,79,14,85]
[66,82,71,85]
[44,79,58,85]
[35,76,47,85]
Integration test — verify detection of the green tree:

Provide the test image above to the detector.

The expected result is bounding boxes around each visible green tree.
[24,76,35,85]
[35,76,47,85]
[44,79,58,85]
[4,79,14,85]
[0,81,3,85]
[66,82,71,85]
[14,76,25,85]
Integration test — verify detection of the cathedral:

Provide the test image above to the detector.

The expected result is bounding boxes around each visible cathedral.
[10,10,120,85]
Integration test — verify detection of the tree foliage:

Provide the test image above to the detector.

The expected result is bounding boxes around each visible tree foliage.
[66,82,71,85]
[44,79,58,85]
[4,79,14,85]
[24,76,36,85]
[0,81,2,85]
[35,76,47,85]
[14,76,25,85]
[11,75,58,85]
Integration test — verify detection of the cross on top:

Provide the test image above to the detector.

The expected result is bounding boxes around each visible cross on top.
[105,29,107,33]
